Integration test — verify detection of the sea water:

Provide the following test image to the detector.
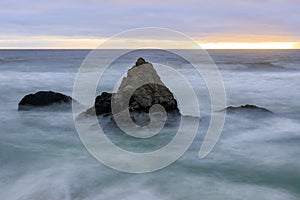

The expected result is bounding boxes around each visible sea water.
[0,50,299,199]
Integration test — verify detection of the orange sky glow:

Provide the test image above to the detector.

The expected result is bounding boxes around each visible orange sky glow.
[0,36,299,49]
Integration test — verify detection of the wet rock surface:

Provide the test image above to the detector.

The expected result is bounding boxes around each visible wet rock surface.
[82,58,180,118]
[18,91,75,110]
[225,104,272,113]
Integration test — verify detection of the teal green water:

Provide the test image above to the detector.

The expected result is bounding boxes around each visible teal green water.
[0,50,300,199]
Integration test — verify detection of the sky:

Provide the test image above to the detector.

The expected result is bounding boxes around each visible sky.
[0,0,300,49]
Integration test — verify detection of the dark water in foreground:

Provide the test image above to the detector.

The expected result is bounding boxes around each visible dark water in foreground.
[0,50,300,200]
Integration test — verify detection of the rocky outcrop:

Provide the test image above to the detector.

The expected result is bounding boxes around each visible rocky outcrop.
[18,91,75,110]
[82,58,180,117]
[84,92,112,116]
[225,104,272,113]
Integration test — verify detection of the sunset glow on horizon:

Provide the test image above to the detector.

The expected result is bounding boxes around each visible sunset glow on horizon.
[200,42,300,49]
[0,36,299,50]
[0,0,299,50]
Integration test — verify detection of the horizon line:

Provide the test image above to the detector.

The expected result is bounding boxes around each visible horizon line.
[0,48,299,50]
[0,37,299,49]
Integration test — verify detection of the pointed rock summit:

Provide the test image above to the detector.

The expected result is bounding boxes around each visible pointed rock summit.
[84,58,180,116]
[135,57,147,66]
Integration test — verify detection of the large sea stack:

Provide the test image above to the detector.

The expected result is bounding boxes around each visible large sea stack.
[83,58,180,117]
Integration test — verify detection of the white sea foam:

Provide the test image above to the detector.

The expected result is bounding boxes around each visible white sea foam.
[0,50,299,199]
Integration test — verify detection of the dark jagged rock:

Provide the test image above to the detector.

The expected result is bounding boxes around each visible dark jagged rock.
[18,91,75,110]
[128,83,179,113]
[225,104,272,113]
[84,92,112,116]
[82,58,180,117]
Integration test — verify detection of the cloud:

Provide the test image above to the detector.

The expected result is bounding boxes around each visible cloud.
[0,0,299,44]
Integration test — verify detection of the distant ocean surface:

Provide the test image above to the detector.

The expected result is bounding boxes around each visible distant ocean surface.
[0,49,300,200]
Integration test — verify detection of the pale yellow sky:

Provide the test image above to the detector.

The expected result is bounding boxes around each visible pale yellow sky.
[0,36,299,49]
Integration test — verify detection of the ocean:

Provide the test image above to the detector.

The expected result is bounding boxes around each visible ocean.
[0,49,299,199]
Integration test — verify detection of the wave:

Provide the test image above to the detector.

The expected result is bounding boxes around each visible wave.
[0,57,27,63]
[218,61,285,70]
[244,61,283,69]
[271,62,300,70]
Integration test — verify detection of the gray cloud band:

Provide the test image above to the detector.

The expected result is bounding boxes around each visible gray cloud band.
[72,27,226,173]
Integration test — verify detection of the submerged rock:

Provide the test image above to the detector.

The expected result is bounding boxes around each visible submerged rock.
[18,91,75,110]
[82,58,180,117]
[225,104,272,113]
